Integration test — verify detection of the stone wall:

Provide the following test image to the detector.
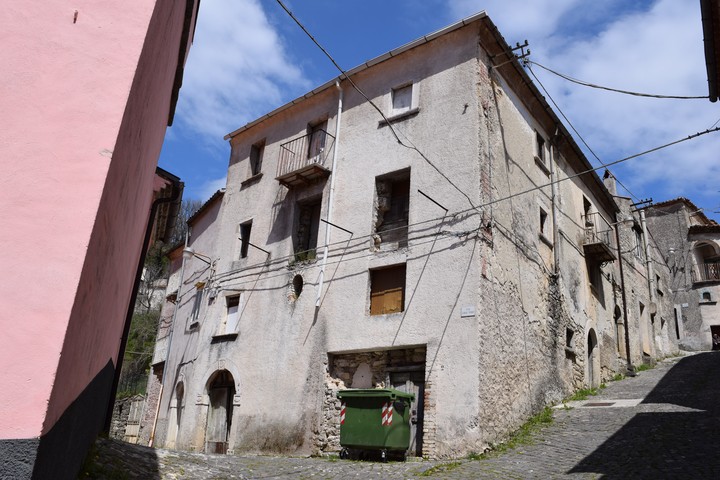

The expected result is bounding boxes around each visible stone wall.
[317,347,429,456]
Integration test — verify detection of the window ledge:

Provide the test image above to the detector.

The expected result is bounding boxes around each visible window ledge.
[378,107,420,127]
[539,233,553,248]
[241,173,263,188]
[188,321,200,330]
[534,155,551,176]
[211,332,239,343]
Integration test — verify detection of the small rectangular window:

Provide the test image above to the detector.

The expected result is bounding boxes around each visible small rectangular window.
[535,132,546,163]
[370,264,406,315]
[540,209,548,235]
[239,221,252,259]
[225,295,241,333]
[392,84,412,115]
[250,140,264,176]
[634,227,644,259]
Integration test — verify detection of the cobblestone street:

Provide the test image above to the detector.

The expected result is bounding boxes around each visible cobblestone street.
[84,352,720,479]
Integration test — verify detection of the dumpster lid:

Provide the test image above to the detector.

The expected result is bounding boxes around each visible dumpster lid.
[336,388,415,401]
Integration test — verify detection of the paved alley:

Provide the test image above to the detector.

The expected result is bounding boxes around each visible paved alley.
[83,352,720,479]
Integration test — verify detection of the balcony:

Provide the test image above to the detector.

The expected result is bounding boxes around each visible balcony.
[582,212,616,263]
[276,129,334,188]
[693,262,720,283]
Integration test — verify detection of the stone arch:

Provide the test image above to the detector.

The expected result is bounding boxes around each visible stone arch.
[692,241,720,281]
[586,328,599,388]
[204,370,236,454]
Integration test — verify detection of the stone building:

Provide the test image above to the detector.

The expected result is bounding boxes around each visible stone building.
[144,12,677,459]
[0,1,198,478]
[645,198,720,351]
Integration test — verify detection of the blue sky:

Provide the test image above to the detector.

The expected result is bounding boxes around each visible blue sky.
[159,0,720,221]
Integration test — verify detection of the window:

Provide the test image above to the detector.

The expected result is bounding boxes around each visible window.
[374,171,410,247]
[535,132,546,162]
[307,120,327,160]
[370,264,406,315]
[239,221,252,259]
[391,84,413,115]
[295,197,322,261]
[190,284,204,328]
[249,140,264,176]
[702,291,712,302]
[656,274,663,297]
[224,295,242,333]
[633,226,644,259]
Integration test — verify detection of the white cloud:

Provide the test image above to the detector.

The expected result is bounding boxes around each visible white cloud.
[176,0,311,141]
[448,0,719,213]
[196,176,227,202]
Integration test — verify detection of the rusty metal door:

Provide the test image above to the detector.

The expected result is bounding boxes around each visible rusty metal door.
[390,371,424,457]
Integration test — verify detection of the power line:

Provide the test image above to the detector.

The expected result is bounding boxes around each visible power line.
[274,0,482,212]
[528,60,708,100]
[207,126,720,286]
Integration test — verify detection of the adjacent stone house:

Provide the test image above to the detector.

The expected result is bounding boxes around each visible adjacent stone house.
[145,11,678,459]
[645,198,720,350]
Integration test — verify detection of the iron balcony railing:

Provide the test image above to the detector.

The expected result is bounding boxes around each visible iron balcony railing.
[582,212,616,263]
[693,262,720,282]
[277,129,335,180]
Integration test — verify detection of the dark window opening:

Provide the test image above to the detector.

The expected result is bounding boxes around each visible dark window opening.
[250,140,265,176]
[294,198,322,261]
[292,275,304,298]
[540,208,548,235]
[307,120,328,160]
[536,132,546,163]
[375,172,410,247]
[239,221,252,259]
[370,264,406,315]
[674,308,681,340]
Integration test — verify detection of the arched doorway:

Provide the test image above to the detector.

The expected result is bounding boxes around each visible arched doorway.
[206,370,235,454]
[587,329,599,388]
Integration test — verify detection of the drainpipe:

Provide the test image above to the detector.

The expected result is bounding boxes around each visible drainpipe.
[103,178,182,434]
[550,129,561,275]
[316,81,343,307]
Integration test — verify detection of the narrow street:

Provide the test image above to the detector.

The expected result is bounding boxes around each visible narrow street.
[84,352,720,479]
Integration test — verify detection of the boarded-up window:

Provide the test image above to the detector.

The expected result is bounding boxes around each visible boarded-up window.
[370,264,406,315]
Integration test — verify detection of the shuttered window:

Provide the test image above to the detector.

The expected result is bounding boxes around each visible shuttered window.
[370,264,406,315]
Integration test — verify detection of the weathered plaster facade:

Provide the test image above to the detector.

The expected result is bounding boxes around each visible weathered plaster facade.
[0,1,198,478]
[148,12,677,460]
[645,198,720,351]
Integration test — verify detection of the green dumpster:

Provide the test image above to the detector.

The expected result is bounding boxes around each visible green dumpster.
[336,388,415,461]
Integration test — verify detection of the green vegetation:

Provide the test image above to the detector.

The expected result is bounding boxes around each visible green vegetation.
[565,387,600,402]
[611,373,625,382]
[468,406,555,461]
[634,363,654,373]
[418,461,462,476]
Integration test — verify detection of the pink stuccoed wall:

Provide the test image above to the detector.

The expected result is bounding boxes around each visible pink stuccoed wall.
[0,0,195,443]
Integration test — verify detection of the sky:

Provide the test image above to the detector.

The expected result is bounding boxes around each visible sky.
[158,0,720,221]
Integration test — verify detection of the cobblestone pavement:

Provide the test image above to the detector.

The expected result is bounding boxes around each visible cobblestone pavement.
[84,352,720,479]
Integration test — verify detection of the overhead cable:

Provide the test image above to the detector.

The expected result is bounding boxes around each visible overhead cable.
[528,60,708,100]
[274,0,481,212]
